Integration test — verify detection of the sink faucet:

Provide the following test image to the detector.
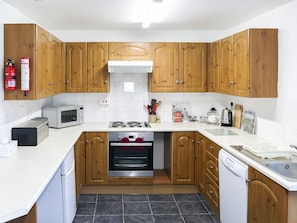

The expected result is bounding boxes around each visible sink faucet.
[290,144,297,150]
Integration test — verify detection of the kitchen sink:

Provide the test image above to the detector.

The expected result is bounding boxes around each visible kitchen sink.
[264,161,297,180]
[205,129,238,136]
[230,145,297,180]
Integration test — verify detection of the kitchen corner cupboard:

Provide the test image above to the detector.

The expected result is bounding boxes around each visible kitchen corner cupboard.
[74,132,86,201]
[218,28,278,97]
[207,40,222,93]
[66,42,109,92]
[4,24,65,100]
[248,166,297,223]
[149,43,207,92]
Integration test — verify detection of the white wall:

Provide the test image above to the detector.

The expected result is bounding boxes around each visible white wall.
[1,0,297,148]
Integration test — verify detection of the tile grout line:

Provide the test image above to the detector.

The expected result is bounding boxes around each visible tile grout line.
[147,194,156,223]
[92,194,98,223]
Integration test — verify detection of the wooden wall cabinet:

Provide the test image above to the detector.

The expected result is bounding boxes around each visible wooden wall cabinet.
[233,29,278,97]
[207,40,221,93]
[179,43,207,92]
[108,42,151,61]
[221,35,233,94]
[149,43,207,92]
[66,42,109,93]
[209,28,278,97]
[149,42,179,92]
[85,132,108,185]
[169,132,195,184]
[4,24,65,100]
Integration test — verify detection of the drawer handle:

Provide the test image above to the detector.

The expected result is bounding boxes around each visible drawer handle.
[209,165,214,169]
[209,190,214,194]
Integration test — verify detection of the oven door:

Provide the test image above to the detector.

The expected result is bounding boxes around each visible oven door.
[109,141,153,177]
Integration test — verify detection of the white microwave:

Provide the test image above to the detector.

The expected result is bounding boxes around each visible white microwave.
[42,104,84,128]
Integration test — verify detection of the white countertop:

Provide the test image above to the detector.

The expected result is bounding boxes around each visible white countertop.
[0,121,296,222]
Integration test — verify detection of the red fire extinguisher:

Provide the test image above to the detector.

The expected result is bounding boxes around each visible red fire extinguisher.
[5,59,16,90]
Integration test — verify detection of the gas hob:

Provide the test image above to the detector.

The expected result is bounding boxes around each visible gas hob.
[108,121,151,128]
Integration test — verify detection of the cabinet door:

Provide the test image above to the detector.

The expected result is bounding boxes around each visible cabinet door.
[108,42,151,60]
[221,35,234,94]
[50,36,65,95]
[171,132,195,184]
[149,42,179,92]
[66,43,87,92]
[85,132,108,185]
[36,26,51,99]
[207,40,221,92]
[87,42,109,92]
[233,30,250,97]
[179,43,207,92]
[248,167,288,223]
[195,132,206,191]
[74,133,86,201]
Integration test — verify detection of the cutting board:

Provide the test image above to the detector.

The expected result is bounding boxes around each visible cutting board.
[233,104,243,128]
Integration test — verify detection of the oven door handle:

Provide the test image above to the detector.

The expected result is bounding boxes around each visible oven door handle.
[114,156,148,159]
[110,142,152,146]
[114,164,148,168]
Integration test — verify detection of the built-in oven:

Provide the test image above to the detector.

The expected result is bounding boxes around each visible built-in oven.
[108,122,153,177]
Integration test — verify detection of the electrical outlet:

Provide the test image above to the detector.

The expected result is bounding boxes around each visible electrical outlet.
[98,98,109,105]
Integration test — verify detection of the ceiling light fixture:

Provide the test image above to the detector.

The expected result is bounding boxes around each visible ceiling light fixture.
[142,0,163,28]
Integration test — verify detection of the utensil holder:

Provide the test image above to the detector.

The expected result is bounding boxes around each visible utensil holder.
[148,114,157,123]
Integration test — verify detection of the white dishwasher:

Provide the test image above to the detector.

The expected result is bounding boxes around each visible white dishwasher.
[219,149,248,223]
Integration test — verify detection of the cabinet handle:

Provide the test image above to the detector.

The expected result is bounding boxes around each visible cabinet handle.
[66,81,70,84]
[209,165,214,169]
[209,190,214,194]
[176,80,179,84]
[229,81,235,85]
[180,80,184,84]
[104,80,108,84]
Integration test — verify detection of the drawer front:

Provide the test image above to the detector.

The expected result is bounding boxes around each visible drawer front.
[206,152,219,182]
[206,141,220,157]
[205,174,219,209]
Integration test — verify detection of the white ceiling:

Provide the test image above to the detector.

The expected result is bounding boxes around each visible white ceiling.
[3,0,294,30]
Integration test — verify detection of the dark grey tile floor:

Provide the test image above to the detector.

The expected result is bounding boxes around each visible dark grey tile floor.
[73,193,219,223]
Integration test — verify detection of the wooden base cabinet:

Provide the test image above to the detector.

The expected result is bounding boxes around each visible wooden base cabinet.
[85,132,108,185]
[7,204,37,223]
[74,133,86,201]
[248,167,297,223]
[195,133,220,217]
[166,132,195,184]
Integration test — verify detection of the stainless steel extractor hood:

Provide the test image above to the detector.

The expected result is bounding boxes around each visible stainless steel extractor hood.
[108,60,153,74]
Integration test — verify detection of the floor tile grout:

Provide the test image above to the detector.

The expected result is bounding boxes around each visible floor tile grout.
[74,193,219,223]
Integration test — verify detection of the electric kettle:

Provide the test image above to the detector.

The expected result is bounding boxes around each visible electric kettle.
[221,107,232,126]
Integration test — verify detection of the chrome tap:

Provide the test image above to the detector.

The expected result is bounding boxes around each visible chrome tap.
[290,144,297,150]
